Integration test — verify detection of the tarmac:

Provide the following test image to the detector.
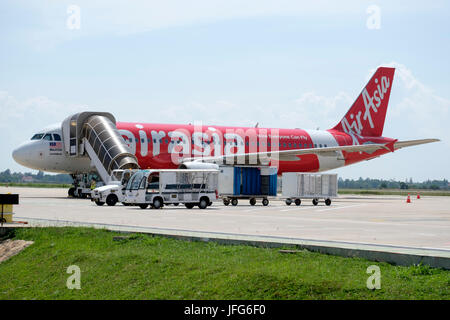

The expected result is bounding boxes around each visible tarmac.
[1,186,449,269]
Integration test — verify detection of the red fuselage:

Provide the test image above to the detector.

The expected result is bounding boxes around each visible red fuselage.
[116,122,395,173]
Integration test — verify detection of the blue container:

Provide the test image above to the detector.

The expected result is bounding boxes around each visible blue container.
[233,167,241,195]
[232,166,277,196]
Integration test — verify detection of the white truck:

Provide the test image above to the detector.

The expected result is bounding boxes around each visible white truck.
[282,173,338,206]
[123,169,219,209]
[91,169,137,206]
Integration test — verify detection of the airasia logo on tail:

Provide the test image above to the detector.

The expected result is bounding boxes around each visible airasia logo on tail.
[362,76,390,129]
[341,75,390,144]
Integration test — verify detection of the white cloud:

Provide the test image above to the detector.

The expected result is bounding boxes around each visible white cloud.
[379,62,450,145]
[0,91,88,132]
[292,91,353,130]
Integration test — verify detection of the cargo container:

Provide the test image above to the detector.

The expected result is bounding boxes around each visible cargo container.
[282,173,337,206]
[219,166,277,206]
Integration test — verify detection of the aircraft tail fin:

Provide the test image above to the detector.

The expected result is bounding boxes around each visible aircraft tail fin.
[332,67,395,137]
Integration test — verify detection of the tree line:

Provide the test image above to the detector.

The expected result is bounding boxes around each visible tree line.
[1,169,448,190]
[0,169,73,184]
[338,177,449,190]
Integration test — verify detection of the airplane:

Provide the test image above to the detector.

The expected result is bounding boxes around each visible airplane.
[12,66,439,192]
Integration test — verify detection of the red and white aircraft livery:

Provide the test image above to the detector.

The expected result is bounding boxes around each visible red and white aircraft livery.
[12,67,439,175]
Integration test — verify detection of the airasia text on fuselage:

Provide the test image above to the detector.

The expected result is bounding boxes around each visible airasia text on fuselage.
[117,124,291,166]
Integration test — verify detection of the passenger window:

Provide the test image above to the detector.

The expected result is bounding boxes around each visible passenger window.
[43,134,53,141]
[53,134,61,141]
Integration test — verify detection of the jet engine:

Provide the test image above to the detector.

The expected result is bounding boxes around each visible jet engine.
[178,161,219,170]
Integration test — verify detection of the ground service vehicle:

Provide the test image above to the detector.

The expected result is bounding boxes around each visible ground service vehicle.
[219,166,277,206]
[124,169,219,209]
[91,169,137,206]
[282,173,338,206]
[68,173,103,198]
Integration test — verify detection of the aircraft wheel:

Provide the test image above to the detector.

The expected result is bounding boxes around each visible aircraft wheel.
[295,199,301,206]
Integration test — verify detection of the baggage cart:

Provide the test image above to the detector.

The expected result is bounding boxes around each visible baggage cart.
[219,166,277,206]
[281,173,337,206]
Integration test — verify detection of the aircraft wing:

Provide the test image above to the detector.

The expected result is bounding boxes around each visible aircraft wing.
[394,139,440,150]
[184,142,396,165]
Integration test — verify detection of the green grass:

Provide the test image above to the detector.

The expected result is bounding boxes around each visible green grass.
[0,227,449,300]
[338,189,450,196]
[0,183,71,188]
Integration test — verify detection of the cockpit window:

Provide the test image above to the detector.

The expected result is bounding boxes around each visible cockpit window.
[31,133,44,140]
[53,134,61,141]
[43,134,53,141]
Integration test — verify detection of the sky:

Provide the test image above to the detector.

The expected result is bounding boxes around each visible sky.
[0,0,449,181]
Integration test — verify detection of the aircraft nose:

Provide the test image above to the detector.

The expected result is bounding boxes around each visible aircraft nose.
[12,144,30,166]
